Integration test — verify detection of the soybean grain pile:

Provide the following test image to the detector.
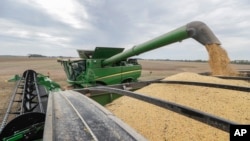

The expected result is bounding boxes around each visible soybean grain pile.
[205,44,237,76]
[106,72,250,141]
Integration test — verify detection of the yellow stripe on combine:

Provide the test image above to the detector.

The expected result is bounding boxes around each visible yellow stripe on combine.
[95,70,141,80]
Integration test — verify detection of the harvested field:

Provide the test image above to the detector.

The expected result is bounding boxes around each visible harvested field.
[106,72,250,141]
[138,60,250,81]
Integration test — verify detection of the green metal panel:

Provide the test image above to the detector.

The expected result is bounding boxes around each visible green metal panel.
[86,59,102,68]
[93,65,141,85]
[92,47,124,59]
[93,66,122,84]
[121,65,141,82]
[77,47,124,59]
[7,73,61,92]
[37,74,61,92]
[7,75,21,82]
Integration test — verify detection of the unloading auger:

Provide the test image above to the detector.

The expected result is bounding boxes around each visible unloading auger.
[103,21,221,65]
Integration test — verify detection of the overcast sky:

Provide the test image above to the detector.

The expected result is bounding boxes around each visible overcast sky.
[0,0,250,60]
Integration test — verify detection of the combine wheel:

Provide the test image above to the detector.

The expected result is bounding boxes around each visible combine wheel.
[95,81,106,86]
[122,78,133,83]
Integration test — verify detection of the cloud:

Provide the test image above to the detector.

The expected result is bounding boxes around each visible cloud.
[0,0,250,60]
[18,0,90,29]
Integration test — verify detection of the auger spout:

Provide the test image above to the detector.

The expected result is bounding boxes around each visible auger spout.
[186,21,221,45]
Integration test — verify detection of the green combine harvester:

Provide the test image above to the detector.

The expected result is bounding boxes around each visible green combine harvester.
[58,21,220,88]
[2,21,246,140]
